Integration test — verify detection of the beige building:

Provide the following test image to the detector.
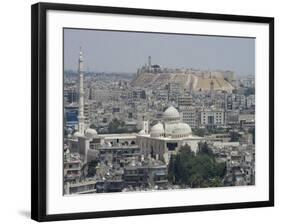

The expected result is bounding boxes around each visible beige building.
[181,106,198,128]
[200,107,225,128]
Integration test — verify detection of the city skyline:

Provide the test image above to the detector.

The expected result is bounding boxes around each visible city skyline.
[64,28,255,76]
[63,35,255,195]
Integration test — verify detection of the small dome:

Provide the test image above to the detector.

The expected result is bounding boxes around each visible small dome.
[163,106,180,120]
[150,122,164,137]
[85,128,97,139]
[165,122,192,138]
[73,131,83,138]
[172,123,192,135]
[138,129,146,135]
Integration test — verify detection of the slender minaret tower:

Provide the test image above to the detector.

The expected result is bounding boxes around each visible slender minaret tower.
[78,47,85,134]
[148,56,151,67]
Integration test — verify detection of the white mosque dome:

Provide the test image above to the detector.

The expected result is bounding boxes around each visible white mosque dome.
[85,128,97,139]
[172,123,192,136]
[163,106,180,120]
[150,122,164,137]
[138,129,146,135]
[165,122,192,138]
[73,131,83,138]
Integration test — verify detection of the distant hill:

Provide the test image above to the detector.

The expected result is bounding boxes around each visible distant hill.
[131,71,234,92]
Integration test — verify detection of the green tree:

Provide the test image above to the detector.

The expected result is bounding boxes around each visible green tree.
[108,118,128,133]
[208,176,224,187]
[193,128,208,137]
[168,154,176,183]
[198,142,213,156]
[168,144,226,188]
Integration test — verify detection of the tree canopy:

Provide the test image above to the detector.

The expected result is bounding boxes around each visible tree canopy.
[108,118,127,133]
[107,118,139,134]
[192,128,228,137]
[168,143,226,188]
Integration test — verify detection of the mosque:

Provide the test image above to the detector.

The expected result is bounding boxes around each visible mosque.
[137,106,203,164]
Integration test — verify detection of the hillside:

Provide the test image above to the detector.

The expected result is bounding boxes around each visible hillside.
[131,71,234,92]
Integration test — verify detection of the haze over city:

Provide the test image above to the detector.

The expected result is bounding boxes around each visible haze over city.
[64,28,255,76]
[63,30,256,194]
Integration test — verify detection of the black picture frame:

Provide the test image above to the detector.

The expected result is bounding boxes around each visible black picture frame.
[31,2,274,222]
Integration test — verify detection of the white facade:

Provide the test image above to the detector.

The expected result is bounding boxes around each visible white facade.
[200,108,225,127]
[137,106,202,164]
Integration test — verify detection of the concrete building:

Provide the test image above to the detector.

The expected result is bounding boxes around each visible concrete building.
[65,180,97,194]
[225,110,239,126]
[99,144,141,168]
[63,151,83,183]
[123,159,168,189]
[168,83,181,102]
[200,107,225,128]
[64,84,78,104]
[246,95,255,108]
[178,94,193,107]
[181,106,198,129]
[157,88,169,101]
[239,114,255,129]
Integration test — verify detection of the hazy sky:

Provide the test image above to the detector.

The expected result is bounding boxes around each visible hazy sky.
[64,28,255,76]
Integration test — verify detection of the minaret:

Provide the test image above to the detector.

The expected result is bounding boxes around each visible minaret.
[142,116,149,134]
[148,56,151,67]
[78,47,85,134]
[210,79,214,103]
[210,79,214,92]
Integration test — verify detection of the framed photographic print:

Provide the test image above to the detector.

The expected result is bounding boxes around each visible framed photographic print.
[31,2,274,222]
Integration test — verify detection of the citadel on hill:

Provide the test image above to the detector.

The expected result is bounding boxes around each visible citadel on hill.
[131,56,235,93]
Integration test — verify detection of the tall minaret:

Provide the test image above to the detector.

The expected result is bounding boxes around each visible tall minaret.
[148,56,151,67]
[78,47,85,134]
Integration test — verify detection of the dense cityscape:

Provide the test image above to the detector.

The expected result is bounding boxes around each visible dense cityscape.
[63,49,255,195]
